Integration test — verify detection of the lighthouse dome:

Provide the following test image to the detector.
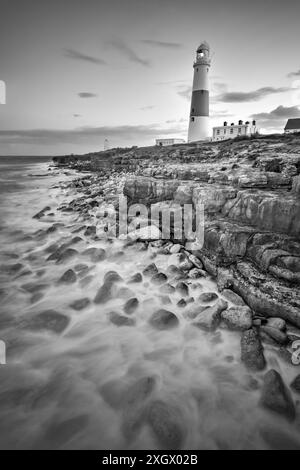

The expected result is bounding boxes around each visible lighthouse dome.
[197,41,210,52]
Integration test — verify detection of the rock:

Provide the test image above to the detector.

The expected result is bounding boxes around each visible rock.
[69,298,90,311]
[193,299,228,331]
[0,263,23,275]
[267,317,286,331]
[149,309,179,330]
[94,281,113,304]
[260,369,295,421]
[84,225,96,237]
[33,206,51,219]
[188,268,206,279]
[241,329,266,371]
[290,375,300,393]
[143,263,158,277]
[146,400,184,450]
[128,273,143,283]
[56,248,78,264]
[104,271,123,283]
[24,310,70,333]
[82,247,106,262]
[108,311,136,327]
[124,298,139,314]
[169,244,182,254]
[221,306,252,331]
[188,254,203,269]
[198,292,218,303]
[260,326,288,345]
[177,299,187,308]
[221,289,246,306]
[116,287,135,299]
[159,283,175,294]
[58,269,77,284]
[260,427,300,450]
[151,272,168,285]
[159,295,171,305]
[166,265,185,280]
[176,282,189,297]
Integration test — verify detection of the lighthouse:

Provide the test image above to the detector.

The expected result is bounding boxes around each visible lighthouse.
[188,41,211,142]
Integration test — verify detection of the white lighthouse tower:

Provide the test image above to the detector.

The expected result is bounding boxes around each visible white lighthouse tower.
[188,41,211,142]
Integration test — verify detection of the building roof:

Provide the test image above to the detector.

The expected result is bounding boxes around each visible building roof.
[285,118,300,130]
[197,41,210,52]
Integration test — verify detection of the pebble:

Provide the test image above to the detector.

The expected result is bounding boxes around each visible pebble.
[58,269,77,284]
[24,310,70,334]
[151,272,168,285]
[149,309,179,330]
[108,311,136,327]
[124,298,139,314]
[69,298,91,311]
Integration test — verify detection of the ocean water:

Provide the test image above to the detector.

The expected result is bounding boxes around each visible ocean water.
[0,157,300,450]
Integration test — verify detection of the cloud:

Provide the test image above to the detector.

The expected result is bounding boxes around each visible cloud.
[288,69,300,78]
[108,38,150,66]
[78,92,98,98]
[63,48,107,65]
[252,105,300,121]
[177,86,192,101]
[140,105,154,110]
[141,39,182,49]
[214,86,290,103]
[0,124,184,148]
[73,114,81,118]
[211,109,233,118]
[251,105,300,131]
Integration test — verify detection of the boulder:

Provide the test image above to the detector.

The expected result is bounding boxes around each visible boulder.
[260,369,295,421]
[193,299,228,331]
[290,375,300,394]
[267,317,286,331]
[221,306,252,331]
[221,289,245,306]
[241,329,266,371]
[260,326,288,345]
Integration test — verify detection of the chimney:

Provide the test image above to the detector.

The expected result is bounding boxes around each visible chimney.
[231,123,234,126]
[245,121,250,125]
[238,120,243,125]
[224,121,227,126]
[252,120,256,126]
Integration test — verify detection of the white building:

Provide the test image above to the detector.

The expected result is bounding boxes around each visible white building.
[212,120,258,142]
[155,138,185,146]
[284,119,300,134]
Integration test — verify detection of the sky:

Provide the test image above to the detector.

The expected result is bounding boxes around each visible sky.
[0,0,300,156]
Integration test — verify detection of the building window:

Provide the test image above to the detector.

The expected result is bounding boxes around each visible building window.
[217,130,220,135]
[230,128,233,134]
[238,128,242,133]
[191,117,194,122]
[224,129,226,134]
[192,108,194,113]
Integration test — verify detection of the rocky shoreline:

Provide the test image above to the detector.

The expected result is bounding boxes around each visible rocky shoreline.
[49,134,300,439]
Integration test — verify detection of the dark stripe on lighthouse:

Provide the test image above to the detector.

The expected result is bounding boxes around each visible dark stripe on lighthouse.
[190,90,209,117]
